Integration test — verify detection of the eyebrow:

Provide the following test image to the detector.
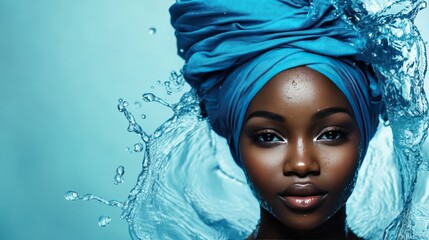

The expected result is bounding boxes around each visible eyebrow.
[311,107,352,121]
[246,111,285,122]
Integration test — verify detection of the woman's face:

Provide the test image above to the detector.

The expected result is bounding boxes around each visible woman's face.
[239,66,361,230]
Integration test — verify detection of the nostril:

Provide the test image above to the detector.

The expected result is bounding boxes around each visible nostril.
[284,169,320,178]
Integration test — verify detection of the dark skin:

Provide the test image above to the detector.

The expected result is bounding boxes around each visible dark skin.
[239,67,362,239]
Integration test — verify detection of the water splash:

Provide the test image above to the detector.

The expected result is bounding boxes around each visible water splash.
[164,70,186,95]
[114,166,125,185]
[65,1,428,239]
[334,0,429,239]
[119,89,258,239]
[98,215,111,227]
[64,191,79,201]
[63,191,124,208]
[118,98,150,143]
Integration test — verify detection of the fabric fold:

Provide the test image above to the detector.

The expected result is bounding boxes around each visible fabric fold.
[170,0,384,166]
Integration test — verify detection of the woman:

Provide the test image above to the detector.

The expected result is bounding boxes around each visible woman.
[169,0,384,239]
[240,67,363,239]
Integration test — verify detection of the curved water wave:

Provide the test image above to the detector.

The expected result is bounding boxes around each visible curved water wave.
[124,92,259,239]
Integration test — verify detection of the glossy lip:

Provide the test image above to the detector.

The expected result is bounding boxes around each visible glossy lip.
[278,183,328,212]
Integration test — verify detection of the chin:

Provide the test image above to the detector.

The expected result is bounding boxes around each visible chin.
[282,216,327,230]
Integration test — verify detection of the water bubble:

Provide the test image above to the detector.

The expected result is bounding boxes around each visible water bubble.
[64,191,79,201]
[98,215,111,227]
[142,93,156,102]
[150,86,155,89]
[114,166,125,185]
[156,80,161,85]
[134,101,142,108]
[133,143,144,152]
[141,114,147,119]
[148,27,157,35]
[179,48,184,53]
[125,147,131,152]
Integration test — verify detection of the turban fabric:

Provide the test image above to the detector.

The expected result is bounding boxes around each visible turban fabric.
[170,0,384,166]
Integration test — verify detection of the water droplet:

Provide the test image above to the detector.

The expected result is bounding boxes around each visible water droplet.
[114,166,125,185]
[148,27,157,35]
[134,101,142,108]
[117,98,130,112]
[141,114,146,119]
[167,91,172,95]
[150,86,154,89]
[133,143,144,152]
[98,215,111,227]
[142,93,156,102]
[156,80,161,85]
[64,191,79,201]
[179,48,184,53]
[125,147,130,152]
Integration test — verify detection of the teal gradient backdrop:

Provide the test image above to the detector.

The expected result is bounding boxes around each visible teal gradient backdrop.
[0,1,427,239]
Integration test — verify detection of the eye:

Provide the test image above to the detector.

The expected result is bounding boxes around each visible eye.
[252,130,285,145]
[317,128,348,143]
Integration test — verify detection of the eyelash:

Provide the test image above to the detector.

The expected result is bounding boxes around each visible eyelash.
[250,127,348,146]
[251,129,285,145]
[316,127,348,144]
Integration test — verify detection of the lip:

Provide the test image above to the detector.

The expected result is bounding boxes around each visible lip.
[279,183,327,211]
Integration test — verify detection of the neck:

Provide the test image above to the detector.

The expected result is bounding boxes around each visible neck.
[254,207,348,239]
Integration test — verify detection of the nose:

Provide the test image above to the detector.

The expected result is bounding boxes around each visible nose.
[283,138,320,178]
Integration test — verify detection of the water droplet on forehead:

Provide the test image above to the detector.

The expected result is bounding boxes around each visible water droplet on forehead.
[148,27,157,35]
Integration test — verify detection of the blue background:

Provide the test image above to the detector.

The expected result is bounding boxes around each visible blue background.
[0,1,427,239]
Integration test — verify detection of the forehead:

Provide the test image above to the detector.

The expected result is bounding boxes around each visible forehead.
[246,66,353,116]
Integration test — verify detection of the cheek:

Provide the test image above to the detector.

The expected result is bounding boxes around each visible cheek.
[319,143,360,197]
[239,141,285,198]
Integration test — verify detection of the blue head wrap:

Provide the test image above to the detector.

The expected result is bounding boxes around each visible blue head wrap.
[170,0,384,166]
